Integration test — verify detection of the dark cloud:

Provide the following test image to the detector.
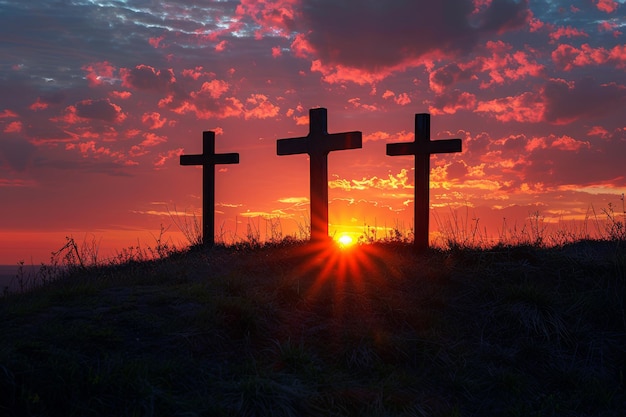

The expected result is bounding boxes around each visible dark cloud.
[0,137,36,172]
[542,77,626,124]
[297,0,531,70]
[476,0,531,33]
[429,63,476,92]
[75,99,124,122]
[121,66,176,91]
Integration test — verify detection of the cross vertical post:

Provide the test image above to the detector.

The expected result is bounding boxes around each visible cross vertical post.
[180,131,239,247]
[386,114,462,252]
[277,108,362,242]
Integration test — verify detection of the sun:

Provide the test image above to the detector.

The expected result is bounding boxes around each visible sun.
[337,233,355,247]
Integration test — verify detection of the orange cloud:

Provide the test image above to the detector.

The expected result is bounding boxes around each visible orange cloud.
[154,148,183,168]
[244,94,280,119]
[329,169,413,191]
[141,112,167,129]
[347,98,378,111]
[550,135,590,151]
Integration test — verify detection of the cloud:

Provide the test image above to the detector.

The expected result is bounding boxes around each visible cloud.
[552,43,626,71]
[595,0,619,13]
[278,197,309,204]
[244,94,280,119]
[296,0,531,75]
[476,77,626,124]
[141,112,167,129]
[65,99,127,123]
[430,90,477,115]
[0,137,36,171]
[121,65,176,91]
[82,61,117,87]
[329,169,413,191]
[542,77,626,124]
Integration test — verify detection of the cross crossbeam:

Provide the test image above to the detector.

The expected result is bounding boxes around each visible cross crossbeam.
[180,131,239,247]
[277,108,362,241]
[387,113,462,252]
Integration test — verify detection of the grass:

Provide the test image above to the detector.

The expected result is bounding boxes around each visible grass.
[1,234,625,416]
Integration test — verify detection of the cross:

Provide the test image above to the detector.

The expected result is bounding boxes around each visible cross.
[277,108,362,242]
[387,113,462,252]
[180,131,239,247]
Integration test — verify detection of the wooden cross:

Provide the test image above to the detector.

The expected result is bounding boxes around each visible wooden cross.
[277,108,362,242]
[180,131,239,247]
[387,114,462,252]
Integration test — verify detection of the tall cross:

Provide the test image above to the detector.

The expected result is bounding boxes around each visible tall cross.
[387,113,462,252]
[180,131,239,247]
[277,108,362,242]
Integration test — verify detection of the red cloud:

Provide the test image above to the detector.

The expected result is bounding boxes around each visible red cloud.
[347,98,378,111]
[182,67,212,80]
[235,0,299,38]
[215,40,228,52]
[0,110,18,118]
[596,0,619,13]
[550,135,590,151]
[552,44,626,70]
[196,80,230,99]
[109,91,132,99]
[82,61,116,87]
[290,33,315,58]
[149,36,165,48]
[382,90,412,106]
[549,26,588,42]
[476,91,545,122]
[29,98,48,111]
[311,60,393,85]
[429,41,544,92]
[3,121,22,133]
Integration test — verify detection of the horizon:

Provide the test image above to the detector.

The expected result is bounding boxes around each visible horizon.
[1,0,626,264]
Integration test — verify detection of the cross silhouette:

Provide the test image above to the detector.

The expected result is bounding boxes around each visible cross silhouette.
[180,131,239,247]
[277,108,362,242]
[387,114,462,252]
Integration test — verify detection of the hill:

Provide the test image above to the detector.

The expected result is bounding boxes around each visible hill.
[1,240,625,416]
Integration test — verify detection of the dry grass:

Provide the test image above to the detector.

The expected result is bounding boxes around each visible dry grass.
[1,235,624,416]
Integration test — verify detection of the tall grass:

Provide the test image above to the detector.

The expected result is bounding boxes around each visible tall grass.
[1,226,624,415]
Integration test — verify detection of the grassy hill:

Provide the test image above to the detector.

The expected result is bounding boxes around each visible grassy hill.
[1,239,625,416]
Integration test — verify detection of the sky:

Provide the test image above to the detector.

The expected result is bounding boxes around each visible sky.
[1,0,625,264]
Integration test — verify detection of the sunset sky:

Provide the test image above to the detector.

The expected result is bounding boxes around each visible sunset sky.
[1,0,625,264]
